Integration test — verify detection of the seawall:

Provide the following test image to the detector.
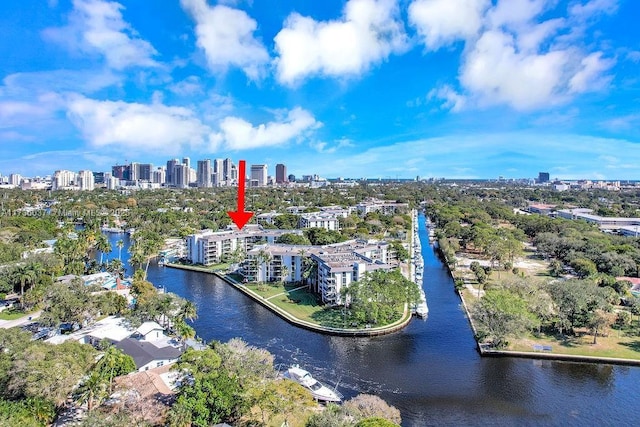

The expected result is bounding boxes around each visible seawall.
[165,262,413,337]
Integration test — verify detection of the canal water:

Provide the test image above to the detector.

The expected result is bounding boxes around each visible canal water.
[102,216,640,426]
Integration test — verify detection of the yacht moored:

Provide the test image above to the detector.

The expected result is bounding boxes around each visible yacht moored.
[283,365,343,403]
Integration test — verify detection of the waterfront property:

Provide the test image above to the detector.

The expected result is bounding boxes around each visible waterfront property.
[185,219,407,307]
[243,239,399,305]
[185,225,303,266]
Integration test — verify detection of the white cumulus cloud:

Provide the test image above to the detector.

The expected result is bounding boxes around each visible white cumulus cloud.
[66,96,209,154]
[274,0,408,86]
[569,52,614,93]
[213,108,320,150]
[460,30,570,110]
[408,0,489,50]
[43,0,157,70]
[181,0,269,80]
[421,0,615,111]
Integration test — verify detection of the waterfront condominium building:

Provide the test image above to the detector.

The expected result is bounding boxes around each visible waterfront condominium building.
[129,162,140,181]
[250,164,268,187]
[276,163,287,184]
[196,159,213,188]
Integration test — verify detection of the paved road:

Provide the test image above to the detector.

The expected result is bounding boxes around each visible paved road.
[0,310,41,329]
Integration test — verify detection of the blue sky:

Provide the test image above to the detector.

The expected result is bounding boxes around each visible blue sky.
[1,0,639,180]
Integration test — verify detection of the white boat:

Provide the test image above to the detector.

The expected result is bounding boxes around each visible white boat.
[414,299,429,318]
[284,365,343,403]
[412,289,429,318]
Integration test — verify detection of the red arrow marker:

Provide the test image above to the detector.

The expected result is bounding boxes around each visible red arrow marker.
[227,160,254,230]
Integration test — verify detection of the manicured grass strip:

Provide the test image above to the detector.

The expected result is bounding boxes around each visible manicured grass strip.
[245,283,288,299]
[0,310,28,321]
[508,332,640,361]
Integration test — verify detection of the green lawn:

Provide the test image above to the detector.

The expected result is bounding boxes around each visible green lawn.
[0,309,28,321]
[245,283,326,322]
[242,281,406,329]
[508,329,640,360]
[245,283,290,299]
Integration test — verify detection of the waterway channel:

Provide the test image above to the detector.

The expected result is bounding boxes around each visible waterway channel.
[102,216,640,426]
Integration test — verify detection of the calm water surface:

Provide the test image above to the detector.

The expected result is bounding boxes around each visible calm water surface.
[103,217,640,426]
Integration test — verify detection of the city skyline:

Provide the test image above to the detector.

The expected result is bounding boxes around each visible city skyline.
[1,0,640,180]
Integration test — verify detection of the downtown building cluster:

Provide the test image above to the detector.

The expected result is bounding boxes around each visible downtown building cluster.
[109,158,292,189]
[0,158,298,191]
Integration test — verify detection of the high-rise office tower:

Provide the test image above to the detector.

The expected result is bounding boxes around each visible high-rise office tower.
[138,163,153,181]
[276,163,287,184]
[166,159,180,186]
[223,158,234,184]
[250,164,268,187]
[538,172,550,183]
[112,164,130,180]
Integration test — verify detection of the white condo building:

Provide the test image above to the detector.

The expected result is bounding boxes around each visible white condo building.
[186,226,303,266]
[52,170,76,190]
[77,170,95,191]
[197,160,212,188]
[299,212,341,231]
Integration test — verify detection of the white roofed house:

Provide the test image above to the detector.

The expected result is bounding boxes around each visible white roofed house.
[135,321,166,342]
[116,321,184,372]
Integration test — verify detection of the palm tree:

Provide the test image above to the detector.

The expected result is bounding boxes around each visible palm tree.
[174,319,196,347]
[178,300,198,323]
[116,239,124,261]
[95,234,112,265]
[108,258,123,278]
[13,264,37,302]
[257,248,273,282]
[76,371,106,412]
[280,264,290,285]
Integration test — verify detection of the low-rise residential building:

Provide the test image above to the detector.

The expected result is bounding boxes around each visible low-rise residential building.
[311,240,396,305]
[299,212,341,231]
[186,225,303,266]
[256,211,282,226]
[557,208,640,230]
[526,203,557,216]
[243,244,317,283]
[243,239,397,305]
[355,198,409,216]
